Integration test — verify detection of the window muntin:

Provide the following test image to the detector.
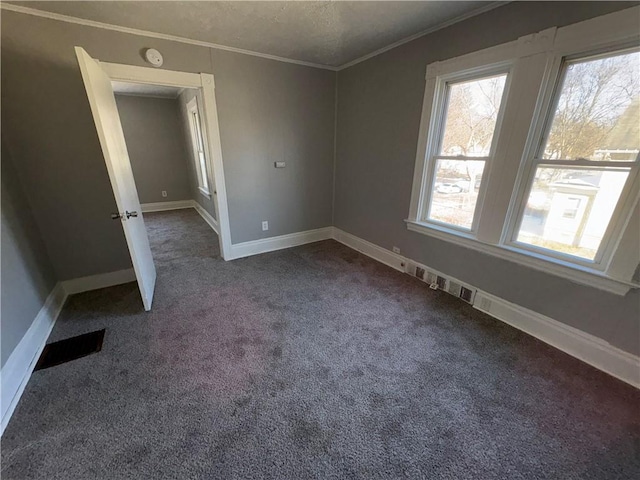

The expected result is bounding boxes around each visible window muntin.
[424,72,508,230]
[511,48,639,264]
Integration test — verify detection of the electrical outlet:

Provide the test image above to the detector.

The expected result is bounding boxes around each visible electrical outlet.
[392,246,401,254]
[262,221,269,231]
[161,190,167,198]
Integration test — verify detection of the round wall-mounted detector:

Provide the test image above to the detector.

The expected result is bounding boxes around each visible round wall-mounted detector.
[144,48,163,67]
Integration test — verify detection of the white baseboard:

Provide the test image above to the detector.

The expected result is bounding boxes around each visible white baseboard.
[140,200,194,213]
[331,228,640,388]
[193,202,219,234]
[1,283,67,435]
[474,291,640,388]
[61,268,136,295]
[333,228,407,272]
[229,226,334,260]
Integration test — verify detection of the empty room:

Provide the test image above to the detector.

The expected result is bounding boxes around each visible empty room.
[1,2,638,479]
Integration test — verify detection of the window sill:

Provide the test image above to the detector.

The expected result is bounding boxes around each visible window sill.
[198,187,212,199]
[405,220,638,296]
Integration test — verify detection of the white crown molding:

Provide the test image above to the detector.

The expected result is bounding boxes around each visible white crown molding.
[1,2,508,73]
[0,3,338,72]
[336,1,509,71]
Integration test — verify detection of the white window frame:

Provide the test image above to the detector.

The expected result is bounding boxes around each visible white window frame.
[186,96,212,198]
[407,6,640,295]
[503,45,640,272]
[419,63,512,235]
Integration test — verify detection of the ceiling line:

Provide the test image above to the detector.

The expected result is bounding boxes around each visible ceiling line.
[337,1,508,71]
[0,2,338,71]
[1,1,508,72]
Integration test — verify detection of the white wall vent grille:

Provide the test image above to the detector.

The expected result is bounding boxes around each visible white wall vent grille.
[447,281,462,297]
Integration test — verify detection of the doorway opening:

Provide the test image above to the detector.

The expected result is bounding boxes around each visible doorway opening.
[75,47,231,310]
[112,82,221,265]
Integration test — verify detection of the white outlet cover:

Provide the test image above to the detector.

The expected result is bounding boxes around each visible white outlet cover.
[144,48,163,67]
[262,221,269,231]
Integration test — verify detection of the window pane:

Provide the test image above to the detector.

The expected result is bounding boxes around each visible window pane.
[192,111,204,151]
[516,167,629,260]
[440,74,507,157]
[428,159,485,229]
[198,153,208,190]
[543,51,640,161]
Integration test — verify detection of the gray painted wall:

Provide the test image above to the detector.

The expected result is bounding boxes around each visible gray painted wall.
[1,142,57,367]
[334,1,640,356]
[2,3,637,358]
[115,95,192,204]
[211,51,335,244]
[178,88,217,220]
[1,9,336,279]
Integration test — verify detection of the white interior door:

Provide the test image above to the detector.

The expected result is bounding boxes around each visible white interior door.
[75,46,156,311]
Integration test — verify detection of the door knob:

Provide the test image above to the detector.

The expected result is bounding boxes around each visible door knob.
[126,210,138,219]
[111,213,122,220]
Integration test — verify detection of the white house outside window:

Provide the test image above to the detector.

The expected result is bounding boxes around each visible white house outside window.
[510,49,639,263]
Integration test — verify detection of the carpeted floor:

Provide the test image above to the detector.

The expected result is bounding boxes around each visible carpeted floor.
[2,209,639,479]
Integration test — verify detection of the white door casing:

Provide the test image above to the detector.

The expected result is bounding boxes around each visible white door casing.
[75,46,156,311]
[99,62,232,261]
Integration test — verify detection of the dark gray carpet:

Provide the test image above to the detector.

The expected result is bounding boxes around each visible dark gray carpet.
[2,209,639,479]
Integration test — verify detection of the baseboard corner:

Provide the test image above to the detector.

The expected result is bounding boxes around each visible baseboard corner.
[61,268,136,295]
[229,226,334,260]
[141,200,195,213]
[192,202,219,234]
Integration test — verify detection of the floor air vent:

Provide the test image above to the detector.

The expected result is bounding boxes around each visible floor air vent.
[410,261,477,306]
[459,286,475,304]
[35,329,105,371]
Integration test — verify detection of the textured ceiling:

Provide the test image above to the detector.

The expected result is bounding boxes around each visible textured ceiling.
[11,1,499,67]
